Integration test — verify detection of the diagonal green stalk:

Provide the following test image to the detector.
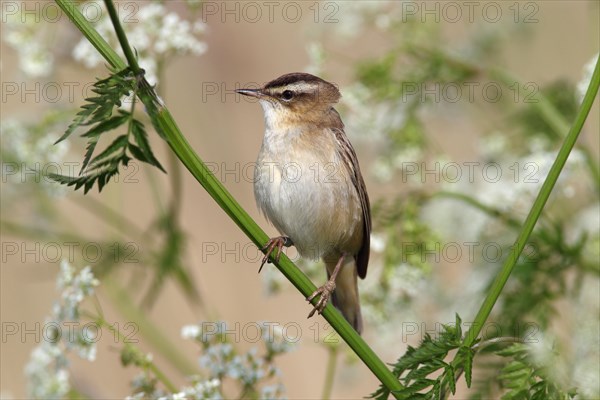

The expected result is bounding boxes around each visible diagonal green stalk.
[461,56,599,348]
[59,1,125,70]
[55,0,403,395]
[104,0,139,71]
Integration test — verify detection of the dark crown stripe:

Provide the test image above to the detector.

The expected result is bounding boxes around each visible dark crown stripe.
[264,72,329,89]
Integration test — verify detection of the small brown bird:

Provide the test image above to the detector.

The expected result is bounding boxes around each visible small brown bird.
[236,73,370,334]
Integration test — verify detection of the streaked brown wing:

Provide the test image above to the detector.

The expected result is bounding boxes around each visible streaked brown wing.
[332,124,371,280]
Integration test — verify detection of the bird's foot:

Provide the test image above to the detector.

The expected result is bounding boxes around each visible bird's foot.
[259,236,293,273]
[306,279,336,318]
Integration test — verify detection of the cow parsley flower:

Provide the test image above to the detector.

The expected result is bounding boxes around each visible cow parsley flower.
[72,1,207,85]
[2,9,54,77]
[576,53,598,103]
[262,323,296,356]
[25,261,99,398]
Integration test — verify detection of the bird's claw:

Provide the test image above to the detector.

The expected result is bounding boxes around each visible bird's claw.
[259,236,291,273]
[306,281,336,318]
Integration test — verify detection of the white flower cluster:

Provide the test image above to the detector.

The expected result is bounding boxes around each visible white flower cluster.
[0,119,70,197]
[180,321,291,399]
[342,83,408,144]
[476,149,585,217]
[263,324,296,356]
[2,10,54,77]
[1,119,69,165]
[199,343,234,377]
[326,1,390,37]
[166,378,221,400]
[25,344,69,400]
[340,83,416,183]
[55,261,100,321]
[361,260,426,331]
[73,1,207,85]
[576,53,598,103]
[126,375,222,400]
[571,277,600,398]
[25,261,99,399]
[226,348,273,386]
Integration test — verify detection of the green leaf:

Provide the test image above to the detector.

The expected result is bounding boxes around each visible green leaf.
[445,363,456,394]
[89,135,129,167]
[462,346,474,387]
[53,68,167,193]
[131,119,165,172]
[128,143,149,163]
[81,114,129,138]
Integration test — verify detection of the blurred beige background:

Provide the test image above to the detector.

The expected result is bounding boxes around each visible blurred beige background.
[1,1,598,399]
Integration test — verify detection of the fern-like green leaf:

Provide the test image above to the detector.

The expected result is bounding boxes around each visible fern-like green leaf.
[371,318,469,400]
[460,346,475,388]
[131,119,165,172]
[51,68,165,194]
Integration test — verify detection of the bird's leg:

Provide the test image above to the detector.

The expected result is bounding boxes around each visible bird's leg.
[307,253,346,318]
[259,236,293,273]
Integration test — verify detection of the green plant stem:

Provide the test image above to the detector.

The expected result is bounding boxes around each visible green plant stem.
[322,345,339,400]
[57,1,124,70]
[461,56,599,348]
[103,0,139,72]
[55,0,404,395]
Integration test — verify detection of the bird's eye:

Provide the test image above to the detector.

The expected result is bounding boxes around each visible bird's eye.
[281,90,294,101]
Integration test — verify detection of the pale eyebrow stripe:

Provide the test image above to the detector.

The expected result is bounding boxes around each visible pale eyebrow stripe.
[269,82,320,94]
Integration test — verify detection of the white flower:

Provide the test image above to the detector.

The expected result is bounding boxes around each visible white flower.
[2,9,54,77]
[372,158,394,182]
[26,261,100,398]
[164,377,222,400]
[57,259,75,289]
[72,38,104,68]
[226,349,265,385]
[328,1,389,37]
[370,233,387,253]
[199,343,233,376]
[56,263,99,321]
[577,53,598,103]
[342,83,408,144]
[72,1,208,86]
[21,44,54,77]
[388,263,426,299]
[181,324,201,340]
[125,392,147,400]
[479,133,508,160]
[260,384,286,400]
[25,342,70,399]
[0,119,70,197]
[571,278,600,398]
[261,323,296,355]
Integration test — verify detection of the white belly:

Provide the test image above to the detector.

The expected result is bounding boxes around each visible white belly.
[254,130,362,260]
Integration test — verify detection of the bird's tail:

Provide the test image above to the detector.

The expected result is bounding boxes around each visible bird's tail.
[326,257,363,334]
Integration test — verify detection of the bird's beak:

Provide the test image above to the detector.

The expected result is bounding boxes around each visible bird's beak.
[235,88,265,98]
